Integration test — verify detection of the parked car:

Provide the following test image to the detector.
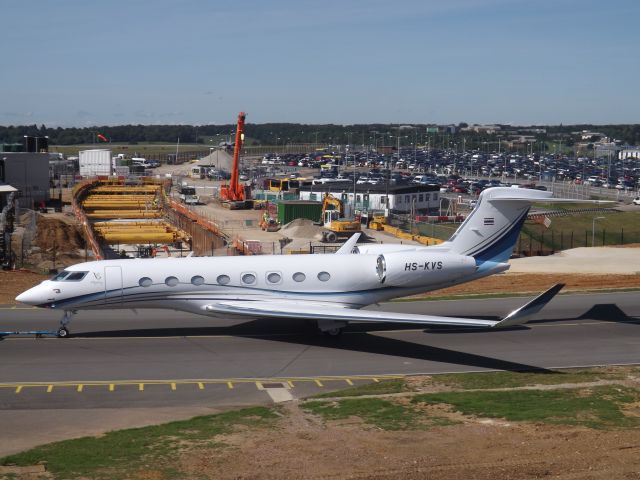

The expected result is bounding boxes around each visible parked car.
[633,197,640,206]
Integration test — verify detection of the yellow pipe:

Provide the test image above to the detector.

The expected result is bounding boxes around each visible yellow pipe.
[100,233,177,243]
[83,205,159,210]
[91,187,159,193]
[95,229,174,234]
[83,203,157,207]
[93,222,169,228]
[86,211,162,219]
[83,198,157,203]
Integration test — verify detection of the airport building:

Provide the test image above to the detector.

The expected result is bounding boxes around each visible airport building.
[0,153,51,208]
[299,183,440,213]
[619,148,640,160]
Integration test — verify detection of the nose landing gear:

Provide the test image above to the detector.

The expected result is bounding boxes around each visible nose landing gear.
[57,311,74,338]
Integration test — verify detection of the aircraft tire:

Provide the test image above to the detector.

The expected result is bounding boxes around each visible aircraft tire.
[326,231,337,243]
[323,327,343,337]
[57,327,69,338]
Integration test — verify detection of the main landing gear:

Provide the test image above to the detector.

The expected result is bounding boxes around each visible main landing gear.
[317,320,347,337]
[57,311,75,338]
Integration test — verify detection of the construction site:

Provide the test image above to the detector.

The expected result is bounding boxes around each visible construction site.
[3,110,638,278]
[0,113,446,279]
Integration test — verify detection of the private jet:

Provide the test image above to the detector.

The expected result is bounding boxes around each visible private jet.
[16,187,587,337]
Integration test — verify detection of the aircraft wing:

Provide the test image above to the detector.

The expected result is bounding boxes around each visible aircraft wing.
[204,284,564,329]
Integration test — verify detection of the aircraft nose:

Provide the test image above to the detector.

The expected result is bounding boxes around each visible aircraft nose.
[15,287,42,306]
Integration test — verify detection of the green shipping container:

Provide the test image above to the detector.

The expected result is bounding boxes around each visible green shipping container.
[277,200,322,225]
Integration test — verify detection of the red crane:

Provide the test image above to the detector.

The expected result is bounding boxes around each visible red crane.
[220,112,248,208]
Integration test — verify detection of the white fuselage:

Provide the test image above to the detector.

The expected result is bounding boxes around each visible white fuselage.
[16,250,493,316]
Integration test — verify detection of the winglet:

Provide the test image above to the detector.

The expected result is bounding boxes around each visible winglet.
[335,233,361,255]
[493,283,565,328]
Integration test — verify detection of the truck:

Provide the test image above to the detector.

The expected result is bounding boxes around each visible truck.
[179,185,199,205]
[79,149,112,176]
[131,157,160,168]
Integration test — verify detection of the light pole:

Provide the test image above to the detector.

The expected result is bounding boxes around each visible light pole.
[592,216,604,247]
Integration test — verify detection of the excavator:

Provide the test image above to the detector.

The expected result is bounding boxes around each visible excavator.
[220,112,251,209]
[320,193,361,243]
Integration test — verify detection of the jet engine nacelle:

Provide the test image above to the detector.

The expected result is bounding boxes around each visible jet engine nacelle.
[376,251,476,287]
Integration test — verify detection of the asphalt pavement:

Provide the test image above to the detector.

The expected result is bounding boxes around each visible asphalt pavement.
[0,291,638,455]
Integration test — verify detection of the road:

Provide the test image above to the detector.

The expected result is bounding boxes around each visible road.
[0,291,638,455]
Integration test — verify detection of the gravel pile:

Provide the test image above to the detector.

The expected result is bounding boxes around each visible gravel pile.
[281,218,325,239]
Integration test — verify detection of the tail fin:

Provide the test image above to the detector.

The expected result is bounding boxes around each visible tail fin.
[448,187,554,264]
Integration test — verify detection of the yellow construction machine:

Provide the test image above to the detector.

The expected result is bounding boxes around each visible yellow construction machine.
[320,193,361,243]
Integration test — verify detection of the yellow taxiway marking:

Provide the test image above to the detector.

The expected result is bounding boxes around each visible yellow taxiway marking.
[0,375,404,394]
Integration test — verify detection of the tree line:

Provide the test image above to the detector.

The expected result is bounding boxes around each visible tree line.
[1,123,639,147]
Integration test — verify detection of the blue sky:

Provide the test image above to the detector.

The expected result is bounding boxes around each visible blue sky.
[1,0,638,126]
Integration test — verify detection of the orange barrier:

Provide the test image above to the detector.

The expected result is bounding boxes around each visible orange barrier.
[162,193,224,239]
[71,188,104,260]
[232,239,262,255]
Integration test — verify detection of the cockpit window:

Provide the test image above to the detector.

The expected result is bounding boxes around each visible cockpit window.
[65,272,88,281]
[52,271,70,281]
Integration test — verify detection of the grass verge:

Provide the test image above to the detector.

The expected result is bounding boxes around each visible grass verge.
[430,369,623,390]
[0,406,277,479]
[302,398,454,430]
[412,385,640,429]
[3,368,640,477]
[311,378,409,398]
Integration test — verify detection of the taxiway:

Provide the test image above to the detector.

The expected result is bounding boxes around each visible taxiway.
[0,291,638,454]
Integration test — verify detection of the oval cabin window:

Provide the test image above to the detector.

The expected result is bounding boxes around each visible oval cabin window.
[267,272,281,284]
[165,276,179,287]
[139,277,152,288]
[217,275,230,285]
[292,272,306,282]
[317,271,331,282]
[242,273,256,284]
[191,275,205,286]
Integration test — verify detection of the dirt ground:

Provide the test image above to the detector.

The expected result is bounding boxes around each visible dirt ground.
[175,401,640,480]
[421,272,640,298]
[7,212,87,275]
[0,270,48,304]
